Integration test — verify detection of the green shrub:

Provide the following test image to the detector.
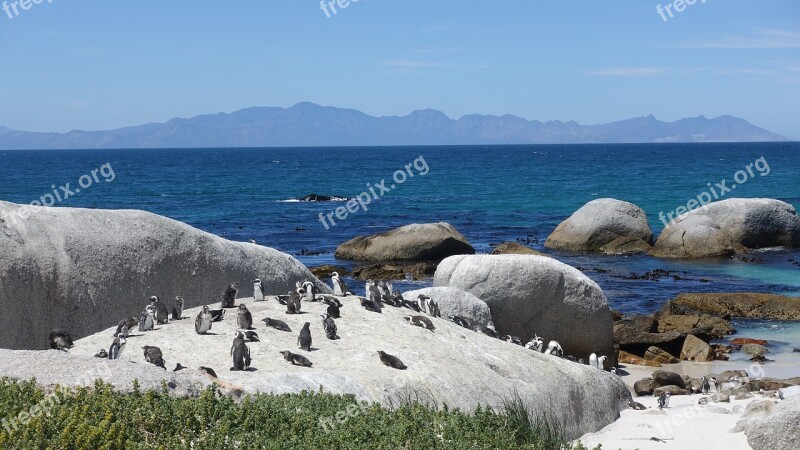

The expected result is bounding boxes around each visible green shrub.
[0,377,598,449]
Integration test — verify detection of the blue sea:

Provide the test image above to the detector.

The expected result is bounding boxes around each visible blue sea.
[2,143,799,352]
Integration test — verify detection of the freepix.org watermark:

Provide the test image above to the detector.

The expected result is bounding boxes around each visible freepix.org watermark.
[318,156,429,230]
[658,156,770,228]
[2,0,53,20]
[319,0,364,19]
[656,0,707,22]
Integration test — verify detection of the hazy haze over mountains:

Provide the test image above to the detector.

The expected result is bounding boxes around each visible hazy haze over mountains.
[0,103,787,149]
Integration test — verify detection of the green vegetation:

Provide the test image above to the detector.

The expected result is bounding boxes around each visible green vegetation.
[0,377,599,449]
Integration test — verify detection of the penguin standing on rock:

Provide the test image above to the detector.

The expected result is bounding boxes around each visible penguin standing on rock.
[171,296,184,321]
[150,296,170,325]
[657,392,670,409]
[114,317,138,337]
[237,304,253,330]
[331,272,348,296]
[139,305,155,332]
[322,298,341,318]
[302,281,318,302]
[230,332,251,371]
[298,322,312,351]
[49,329,74,351]
[108,336,126,360]
[701,376,711,395]
[195,306,213,335]
[321,314,338,340]
[221,283,239,308]
[253,279,266,302]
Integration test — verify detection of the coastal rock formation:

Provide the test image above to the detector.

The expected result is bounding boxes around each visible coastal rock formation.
[544,199,653,252]
[0,201,328,350]
[598,236,653,255]
[490,242,545,255]
[335,222,475,262]
[403,287,493,327]
[656,314,735,338]
[8,298,632,440]
[747,394,800,450]
[651,198,800,258]
[613,316,693,357]
[680,335,714,361]
[433,254,614,360]
[667,293,800,320]
[644,346,679,364]
[351,262,437,280]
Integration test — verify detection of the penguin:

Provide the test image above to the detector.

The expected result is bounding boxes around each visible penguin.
[286,290,301,314]
[298,322,312,351]
[417,295,429,314]
[376,280,389,299]
[359,296,382,313]
[628,400,647,410]
[230,332,251,371]
[108,336,126,360]
[709,377,717,393]
[262,317,292,332]
[322,298,341,318]
[589,353,598,369]
[94,349,108,358]
[48,329,74,351]
[404,315,435,331]
[365,280,382,308]
[524,335,544,352]
[243,331,260,342]
[378,351,406,370]
[171,296,184,321]
[447,315,470,329]
[545,340,563,356]
[280,351,313,367]
[302,281,318,302]
[474,324,500,339]
[275,294,290,305]
[221,283,239,308]
[331,272,348,296]
[321,314,338,340]
[209,308,225,322]
[198,366,218,378]
[195,306,213,335]
[401,299,421,312]
[597,356,608,370]
[174,363,187,372]
[139,305,155,332]
[237,304,253,330]
[502,335,523,346]
[389,290,405,307]
[253,279,266,302]
[701,376,711,395]
[150,296,170,325]
[143,346,166,369]
[657,392,670,409]
[320,295,343,308]
[427,298,441,318]
[114,317,137,337]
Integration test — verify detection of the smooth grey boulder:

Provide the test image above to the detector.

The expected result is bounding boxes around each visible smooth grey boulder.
[651,198,800,258]
[433,254,614,360]
[747,394,800,450]
[335,222,475,262]
[42,298,631,440]
[0,201,328,350]
[403,287,493,327]
[545,198,653,252]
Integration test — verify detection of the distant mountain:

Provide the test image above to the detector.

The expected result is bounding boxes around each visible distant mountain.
[0,103,787,149]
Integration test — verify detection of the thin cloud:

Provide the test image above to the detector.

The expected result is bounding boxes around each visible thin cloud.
[681,28,800,49]
[382,60,454,68]
[584,67,667,77]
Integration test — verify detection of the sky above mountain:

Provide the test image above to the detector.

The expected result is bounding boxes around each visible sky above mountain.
[1,0,798,139]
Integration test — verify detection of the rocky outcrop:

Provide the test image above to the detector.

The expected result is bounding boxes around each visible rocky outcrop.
[656,314,735,338]
[403,287,494,327]
[26,297,631,440]
[741,344,769,356]
[490,242,544,255]
[433,255,614,360]
[651,198,800,258]
[680,335,714,361]
[351,262,437,280]
[747,394,800,450]
[613,316,696,357]
[335,222,474,262]
[668,293,800,320]
[598,236,653,255]
[0,201,328,350]
[545,199,653,252]
[644,346,679,364]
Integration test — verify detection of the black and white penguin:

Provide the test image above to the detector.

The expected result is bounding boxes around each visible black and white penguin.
[48,329,74,351]
[657,392,670,409]
[171,296,184,321]
[286,290,301,314]
[321,314,338,340]
[237,304,253,330]
[280,350,312,367]
[524,335,544,352]
[365,280,382,308]
[448,315,471,329]
[404,315,435,331]
[139,305,155,332]
[94,349,108,358]
[589,353,598,368]
[401,298,421,312]
[359,296,382,313]
[230,332,251,371]
[701,376,711,395]
[330,272,348,296]
[378,351,407,370]
[709,377,717,393]
[474,324,500,339]
[417,295,430,314]
[253,279,266,302]
[427,298,441,318]
[302,281,318,302]
[150,296,170,325]
[221,283,239,308]
[243,331,260,342]
[114,317,137,337]
[143,346,166,369]
[597,356,607,370]
[108,336,126,360]
[389,290,405,307]
[209,308,226,322]
[195,306,213,335]
[322,298,341,318]
[262,317,292,332]
[545,340,563,356]
[298,322,312,351]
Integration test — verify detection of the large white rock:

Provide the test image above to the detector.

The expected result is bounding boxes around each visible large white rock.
[13,297,631,439]
[0,201,328,350]
[335,222,474,261]
[747,394,800,450]
[545,198,653,252]
[403,287,494,327]
[651,198,800,258]
[433,255,614,360]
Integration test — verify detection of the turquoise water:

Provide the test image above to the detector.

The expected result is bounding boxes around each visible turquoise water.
[1,143,798,347]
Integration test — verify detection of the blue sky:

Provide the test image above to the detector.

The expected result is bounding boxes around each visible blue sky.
[1,0,798,138]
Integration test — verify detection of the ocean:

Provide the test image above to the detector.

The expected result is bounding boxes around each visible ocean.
[2,143,799,353]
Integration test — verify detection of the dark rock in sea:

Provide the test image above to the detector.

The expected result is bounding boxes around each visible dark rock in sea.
[352,262,437,281]
[731,337,769,346]
[489,242,544,255]
[794,348,800,353]
[668,293,800,320]
[656,314,734,338]
[336,222,474,262]
[308,265,350,279]
[296,248,330,256]
[296,193,348,202]
[545,198,654,252]
[750,354,772,363]
[599,236,653,255]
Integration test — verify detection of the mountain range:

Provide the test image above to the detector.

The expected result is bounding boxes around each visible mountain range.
[0,102,787,149]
